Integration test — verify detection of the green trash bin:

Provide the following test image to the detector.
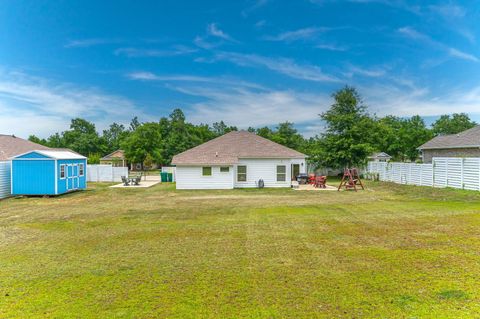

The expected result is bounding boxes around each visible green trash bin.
[167,173,173,182]
[160,172,169,182]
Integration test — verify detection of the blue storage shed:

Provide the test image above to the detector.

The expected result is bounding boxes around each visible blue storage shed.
[11,150,87,196]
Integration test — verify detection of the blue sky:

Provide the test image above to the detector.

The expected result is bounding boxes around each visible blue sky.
[1,0,479,138]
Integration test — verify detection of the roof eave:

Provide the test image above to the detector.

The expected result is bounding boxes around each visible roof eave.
[418,145,480,150]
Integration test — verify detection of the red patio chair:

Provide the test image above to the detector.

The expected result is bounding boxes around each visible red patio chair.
[315,176,327,188]
[308,174,316,185]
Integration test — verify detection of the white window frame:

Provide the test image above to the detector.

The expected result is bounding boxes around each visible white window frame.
[237,165,247,182]
[276,165,286,182]
[202,166,212,176]
[220,166,230,173]
[60,164,66,179]
[79,163,84,177]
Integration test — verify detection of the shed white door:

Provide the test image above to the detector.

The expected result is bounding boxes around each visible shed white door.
[66,165,79,191]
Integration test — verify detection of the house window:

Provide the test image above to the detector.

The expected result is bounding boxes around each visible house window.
[202,167,212,176]
[79,164,84,176]
[60,165,65,179]
[277,165,286,182]
[237,166,247,182]
[220,166,229,173]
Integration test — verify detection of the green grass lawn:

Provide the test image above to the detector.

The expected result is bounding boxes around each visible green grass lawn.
[1,181,480,318]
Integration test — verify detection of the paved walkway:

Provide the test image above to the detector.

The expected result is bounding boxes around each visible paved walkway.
[294,184,338,191]
[110,175,161,188]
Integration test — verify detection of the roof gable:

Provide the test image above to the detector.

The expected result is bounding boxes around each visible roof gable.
[172,131,306,165]
[15,151,52,159]
[101,149,125,160]
[419,126,480,150]
[12,150,86,160]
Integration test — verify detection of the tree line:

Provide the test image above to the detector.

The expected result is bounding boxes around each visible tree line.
[29,87,476,169]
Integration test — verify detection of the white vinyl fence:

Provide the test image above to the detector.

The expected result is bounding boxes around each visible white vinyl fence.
[87,165,128,182]
[368,157,480,191]
[0,161,11,199]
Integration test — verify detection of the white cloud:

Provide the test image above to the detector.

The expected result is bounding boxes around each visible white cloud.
[126,71,266,90]
[214,51,340,82]
[64,38,122,48]
[207,23,237,42]
[448,48,479,62]
[357,81,480,118]
[242,0,270,17]
[398,26,479,63]
[429,4,466,19]
[264,27,328,42]
[0,70,148,138]
[114,45,197,57]
[398,26,429,41]
[174,85,331,131]
[347,65,387,78]
[316,44,348,51]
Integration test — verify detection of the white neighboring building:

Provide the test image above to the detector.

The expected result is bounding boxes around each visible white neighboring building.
[368,152,392,162]
[171,131,307,190]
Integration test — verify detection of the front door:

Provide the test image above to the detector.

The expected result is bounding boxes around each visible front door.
[291,164,300,181]
[72,164,79,189]
[67,165,74,190]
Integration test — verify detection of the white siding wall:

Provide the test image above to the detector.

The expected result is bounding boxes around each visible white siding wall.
[234,158,302,188]
[176,166,234,189]
[0,161,11,199]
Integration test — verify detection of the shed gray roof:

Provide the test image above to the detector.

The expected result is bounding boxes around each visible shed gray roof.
[0,134,51,160]
[172,130,306,165]
[418,126,480,150]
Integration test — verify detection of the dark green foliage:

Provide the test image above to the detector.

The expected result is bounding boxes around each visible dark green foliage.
[432,113,476,136]
[28,135,48,146]
[315,86,375,168]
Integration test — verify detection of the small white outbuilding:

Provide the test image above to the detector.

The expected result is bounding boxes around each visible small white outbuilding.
[171,131,307,189]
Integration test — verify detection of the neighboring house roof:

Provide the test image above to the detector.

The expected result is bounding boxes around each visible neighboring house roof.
[101,149,125,160]
[418,126,480,150]
[0,134,51,160]
[12,150,87,160]
[368,152,391,159]
[172,130,306,165]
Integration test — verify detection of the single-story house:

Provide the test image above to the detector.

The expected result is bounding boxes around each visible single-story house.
[100,149,127,167]
[418,126,480,163]
[368,152,392,162]
[11,150,87,196]
[171,130,307,189]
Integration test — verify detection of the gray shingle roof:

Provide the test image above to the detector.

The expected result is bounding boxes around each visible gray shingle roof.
[171,130,306,165]
[0,135,51,160]
[418,126,480,150]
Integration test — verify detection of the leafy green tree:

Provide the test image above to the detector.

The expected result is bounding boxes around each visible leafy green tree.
[212,121,238,136]
[400,115,433,161]
[28,135,48,146]
[316,86,374,168]
[46,133,65,148]
[102,122,129,153]
[129,116,141,131]
[270,122,306,151]
[62,118,106,156]
[432,113,476,136]
[88,153,101,164]
[255,126,274,139]
[122,122,163,169]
